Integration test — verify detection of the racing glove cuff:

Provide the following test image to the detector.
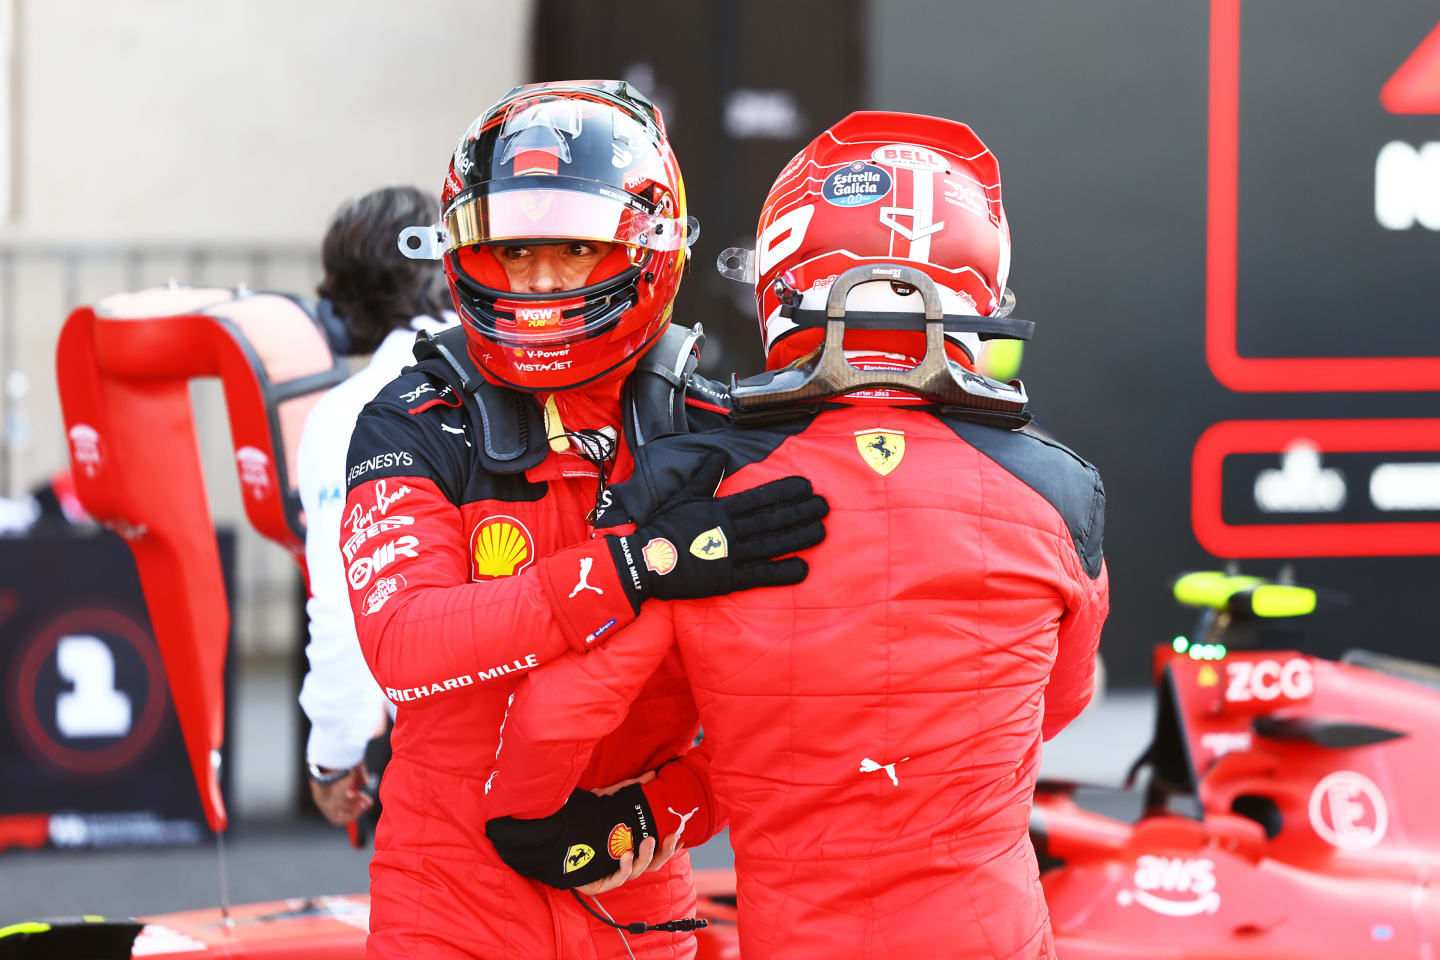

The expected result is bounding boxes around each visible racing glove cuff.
[641,756,717,848]
[537,540,637,654]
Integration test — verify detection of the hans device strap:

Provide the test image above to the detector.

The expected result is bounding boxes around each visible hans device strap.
[411,327,548,473]
[411,323,713,474]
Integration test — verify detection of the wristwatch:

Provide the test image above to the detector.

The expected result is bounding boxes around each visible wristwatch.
[307,761,350,786]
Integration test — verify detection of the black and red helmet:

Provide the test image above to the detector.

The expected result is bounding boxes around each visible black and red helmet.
[400,80,697,392]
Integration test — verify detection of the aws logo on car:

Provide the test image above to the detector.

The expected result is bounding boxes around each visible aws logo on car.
[1115,856,1221,917]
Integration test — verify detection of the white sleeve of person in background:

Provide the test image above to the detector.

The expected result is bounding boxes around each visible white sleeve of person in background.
[297,314,455,773]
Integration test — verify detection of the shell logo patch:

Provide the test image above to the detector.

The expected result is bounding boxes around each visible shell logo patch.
[642,537,678,575]
[1198,664,1219,688]
[856,430,906,476]
[608,823,634,859]
[689,527,728,560]
[471,515,534,581]
[564,843,595,874]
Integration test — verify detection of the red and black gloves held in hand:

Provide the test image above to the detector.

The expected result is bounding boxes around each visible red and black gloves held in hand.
[486,758,715,890]
[604,449,828,614]
[487,784,657,889]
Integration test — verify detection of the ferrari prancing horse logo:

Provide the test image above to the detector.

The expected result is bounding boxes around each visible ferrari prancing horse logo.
[564,843,595,873]
[689,527,728,560]
[856,430,906,476]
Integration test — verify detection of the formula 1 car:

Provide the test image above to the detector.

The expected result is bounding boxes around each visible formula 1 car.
[1033,571,1440,957]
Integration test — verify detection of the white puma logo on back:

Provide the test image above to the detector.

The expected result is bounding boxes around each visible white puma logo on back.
[860,756,910,787]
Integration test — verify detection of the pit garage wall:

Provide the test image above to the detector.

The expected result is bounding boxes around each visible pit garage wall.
[536,0,1440,686]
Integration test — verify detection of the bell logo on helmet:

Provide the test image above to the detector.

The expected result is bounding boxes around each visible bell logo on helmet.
[471,516,534,581]
[688,528,728,560]
[564,843,595,873]
[872,144,948,172]
[856,430,907,476]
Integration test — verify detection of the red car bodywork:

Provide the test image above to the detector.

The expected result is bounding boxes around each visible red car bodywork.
[1034,642,1440,957]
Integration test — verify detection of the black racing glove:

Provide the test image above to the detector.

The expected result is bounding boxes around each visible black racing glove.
[605,449,828,613]
[486,785,657,889]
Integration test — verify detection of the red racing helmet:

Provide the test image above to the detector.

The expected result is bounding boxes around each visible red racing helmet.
[720,111,1015,371]
[399,80,697,391]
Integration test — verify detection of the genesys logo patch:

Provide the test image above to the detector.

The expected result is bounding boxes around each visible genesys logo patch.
[822,161,892,207]
[348,450,414,485]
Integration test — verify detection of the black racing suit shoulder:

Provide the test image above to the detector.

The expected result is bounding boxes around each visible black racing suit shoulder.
[931,412,1106,579]
[345,366,547,507]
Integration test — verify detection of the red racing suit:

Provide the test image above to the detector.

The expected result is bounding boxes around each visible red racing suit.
[342,325,725,959]
[486,400,1109,959]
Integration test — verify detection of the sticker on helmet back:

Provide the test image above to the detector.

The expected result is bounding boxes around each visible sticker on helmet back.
[822,162,892,207]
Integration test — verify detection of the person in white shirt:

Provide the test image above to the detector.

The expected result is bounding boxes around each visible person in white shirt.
[296,186,456,825]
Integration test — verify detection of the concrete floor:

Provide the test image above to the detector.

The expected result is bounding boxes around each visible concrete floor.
[0,666,1154,922]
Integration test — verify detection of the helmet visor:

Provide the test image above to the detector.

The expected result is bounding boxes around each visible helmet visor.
[444,180,697,253]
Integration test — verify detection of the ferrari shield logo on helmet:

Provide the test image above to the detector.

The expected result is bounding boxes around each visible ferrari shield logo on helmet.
[688,527,728,560]
[564,843,595,873]
[856,430,906,476]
